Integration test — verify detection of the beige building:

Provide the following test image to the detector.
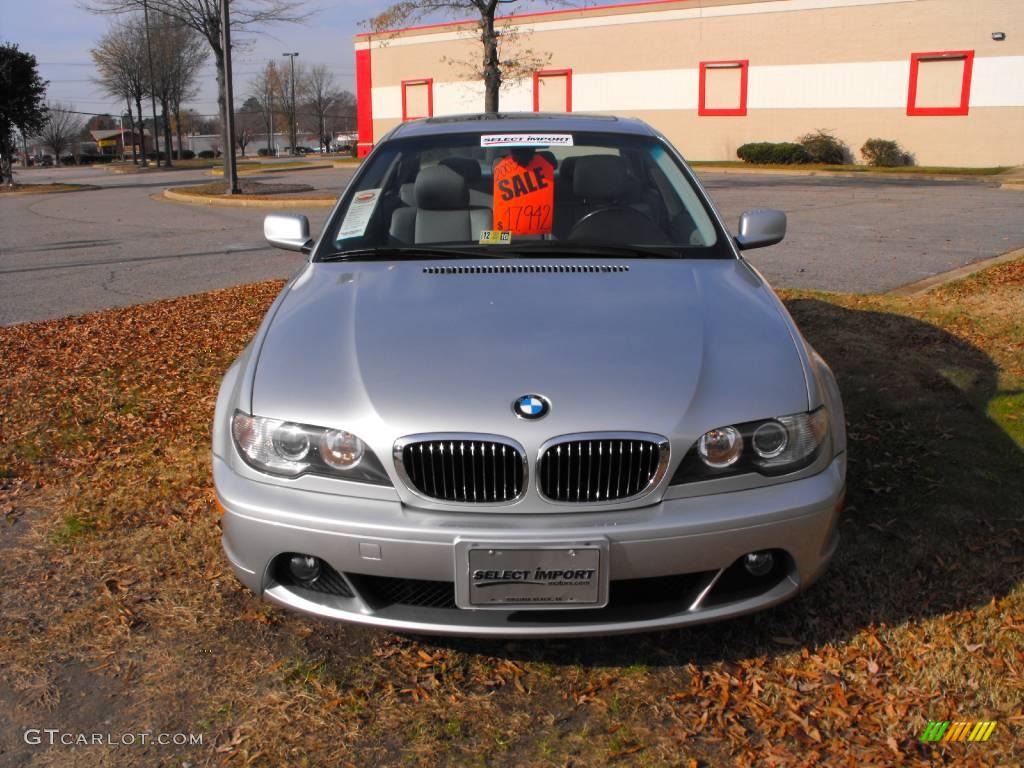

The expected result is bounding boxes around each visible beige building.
[354,0,1023,166]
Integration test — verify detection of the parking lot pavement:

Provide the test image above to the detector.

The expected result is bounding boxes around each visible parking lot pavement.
[2,167,1022,324]
[701,172,1024,294]
[0,165,353,325]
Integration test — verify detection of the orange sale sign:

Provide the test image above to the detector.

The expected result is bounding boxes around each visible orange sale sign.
[492,154,556,235]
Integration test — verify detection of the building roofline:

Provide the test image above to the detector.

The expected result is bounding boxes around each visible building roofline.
[354,0,699,39]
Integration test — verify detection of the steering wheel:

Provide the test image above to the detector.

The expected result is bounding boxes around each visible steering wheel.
[567,206,671,245]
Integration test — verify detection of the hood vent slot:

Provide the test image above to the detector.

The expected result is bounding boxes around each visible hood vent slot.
[423,264,629,275]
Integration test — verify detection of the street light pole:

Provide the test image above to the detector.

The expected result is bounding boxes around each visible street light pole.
[221,0,239,194]
[283,52,299,155]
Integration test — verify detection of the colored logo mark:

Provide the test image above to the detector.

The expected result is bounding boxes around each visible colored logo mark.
[513,394,549,420]
[920,721,997,742]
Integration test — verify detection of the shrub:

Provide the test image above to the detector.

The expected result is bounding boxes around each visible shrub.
[197,150,216,159]
[60,154,76,165]
[798,130,849,164]
[861,138,911,167]
[736,142,811,165]
[179,149,195,160]
[257,148,270,156]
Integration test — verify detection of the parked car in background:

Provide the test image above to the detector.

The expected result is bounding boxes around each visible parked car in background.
[213,112,847,637]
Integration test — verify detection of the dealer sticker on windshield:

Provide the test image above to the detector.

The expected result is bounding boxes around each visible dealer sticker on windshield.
[455,541,609,610]
[481,133,574,148]
[479,230,512,244]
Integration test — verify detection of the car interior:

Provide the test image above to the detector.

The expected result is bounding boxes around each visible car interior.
[335,140,712,250]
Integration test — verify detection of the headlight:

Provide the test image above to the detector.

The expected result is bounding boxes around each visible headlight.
[231,411,390,485]
[672,407,830,484]
[697,426,743,468]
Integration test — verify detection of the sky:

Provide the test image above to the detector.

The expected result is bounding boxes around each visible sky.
[4,0,588,120]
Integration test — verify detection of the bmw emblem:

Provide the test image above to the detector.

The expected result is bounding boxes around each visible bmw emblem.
[513,394,550,420]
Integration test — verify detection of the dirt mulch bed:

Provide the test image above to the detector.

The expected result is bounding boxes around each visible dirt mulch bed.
[175,180,327,198]
[0,259,1022,766]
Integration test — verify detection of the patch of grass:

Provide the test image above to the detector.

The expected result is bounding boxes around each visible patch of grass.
[690,160,1011,176]
[0,257,1022,766]
[51,513,96,545]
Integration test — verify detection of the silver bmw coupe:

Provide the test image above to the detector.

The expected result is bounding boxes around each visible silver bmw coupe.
[213,113,846,637]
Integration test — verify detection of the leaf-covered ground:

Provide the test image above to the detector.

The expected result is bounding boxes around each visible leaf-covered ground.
[1,259,1022,767]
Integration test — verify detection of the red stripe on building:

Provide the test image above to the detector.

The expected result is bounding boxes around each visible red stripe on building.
[356,47,373,157]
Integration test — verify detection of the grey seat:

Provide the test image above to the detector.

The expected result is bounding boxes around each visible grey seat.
[390,164,492,244]
[439,156,492,208]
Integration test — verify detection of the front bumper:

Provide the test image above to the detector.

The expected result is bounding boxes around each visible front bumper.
[216,453,844,637]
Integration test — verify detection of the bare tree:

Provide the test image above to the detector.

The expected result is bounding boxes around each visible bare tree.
[86,0,311,175]
[39,102,84,163]
[304,64,340,152]
[92,18,151,164]
[150,10,207,160]
[235,99,262,156]
[367,1,557,112]
[246,60,282,155]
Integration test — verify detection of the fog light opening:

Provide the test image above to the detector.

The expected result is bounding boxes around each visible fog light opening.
[288,554,322,584]
[743,550,775,578]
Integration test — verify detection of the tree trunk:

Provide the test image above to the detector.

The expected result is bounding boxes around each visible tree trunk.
[481,15,501,113]
[136,98,148,166]
[161,101,174,167]
[213,46,233,178]
[174,105,184,161]
[125,99,138,164]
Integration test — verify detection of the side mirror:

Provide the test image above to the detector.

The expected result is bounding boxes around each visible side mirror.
[735,209,786,250]
[264,213,313,253]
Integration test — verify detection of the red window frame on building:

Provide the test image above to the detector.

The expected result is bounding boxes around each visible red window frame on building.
[533,69,573,112]
[401,78,434,121]
[698,60,748,117]
[906,50,974,116]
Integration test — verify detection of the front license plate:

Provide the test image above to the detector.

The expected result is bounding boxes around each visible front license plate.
[455,541,608,610]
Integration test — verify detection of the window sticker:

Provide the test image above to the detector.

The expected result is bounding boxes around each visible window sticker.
[492,153,555,235]
[337,188,381,239]
[481,134,573,148]
[479,230,512,245]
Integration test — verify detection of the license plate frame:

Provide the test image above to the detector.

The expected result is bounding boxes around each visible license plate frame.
[454,539,609,610]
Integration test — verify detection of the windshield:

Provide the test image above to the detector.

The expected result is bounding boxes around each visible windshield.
[318,130,732,259]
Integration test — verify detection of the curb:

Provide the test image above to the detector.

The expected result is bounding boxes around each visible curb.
[162,187,335,208]
[887,247,1024,297]
[207,163,335,177]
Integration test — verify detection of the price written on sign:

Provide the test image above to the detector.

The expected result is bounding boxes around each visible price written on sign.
[492,154,556,235]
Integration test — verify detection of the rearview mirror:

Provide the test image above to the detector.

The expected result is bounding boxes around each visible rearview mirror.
[735,209,786,250]
[264,213,313,253]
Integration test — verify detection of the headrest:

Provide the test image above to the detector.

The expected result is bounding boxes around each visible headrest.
[537,151,558,170]
[439,157,482,183]
[415,165,469,210]
[573,155,628,203]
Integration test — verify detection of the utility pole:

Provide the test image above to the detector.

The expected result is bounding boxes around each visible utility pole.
[267,78,274,156]
[142,0,161,167]
[283,52,299,155]
[221,0,239,193]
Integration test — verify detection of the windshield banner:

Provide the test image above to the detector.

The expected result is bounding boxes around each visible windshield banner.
[481,134,573,148]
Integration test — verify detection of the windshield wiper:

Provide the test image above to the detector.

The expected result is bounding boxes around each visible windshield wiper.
[319,246,499,262]
[503,241,682,259]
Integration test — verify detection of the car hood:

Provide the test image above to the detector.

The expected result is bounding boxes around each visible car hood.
[250,259,809,452]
